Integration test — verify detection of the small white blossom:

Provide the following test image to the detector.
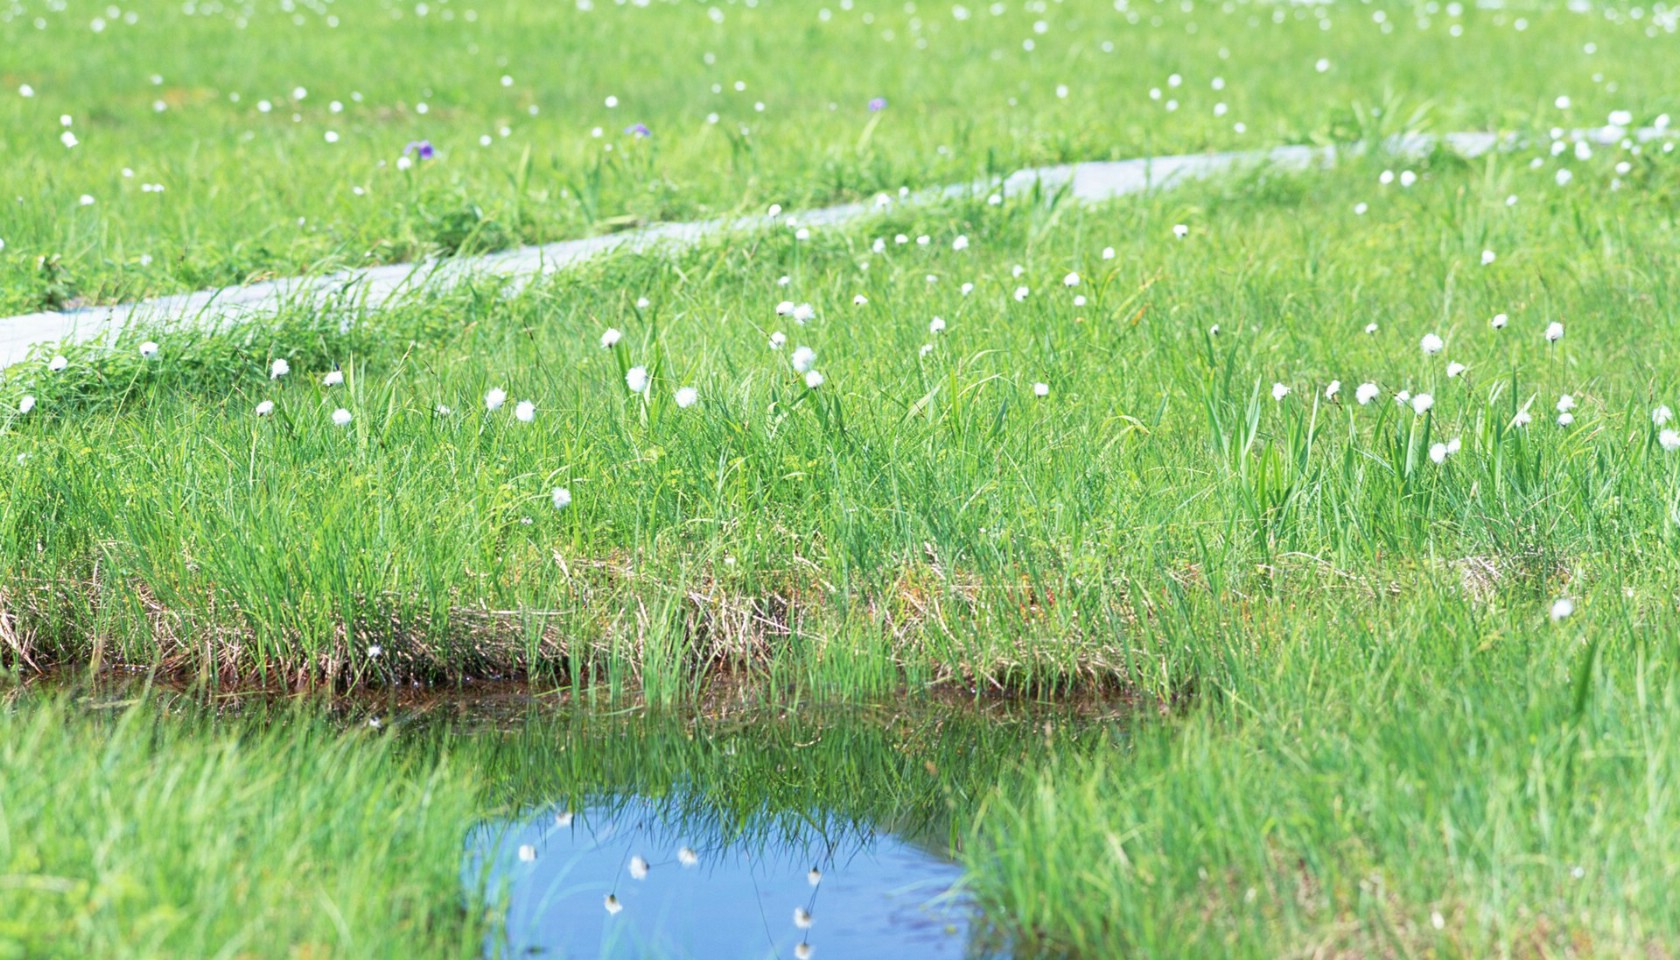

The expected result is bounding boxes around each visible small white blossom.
[1491,313,1508,329]
[804,370,825,389]
[626,366,650,394]
[674,386,698,408]
[1655,406,1674,426]
[332,408,353,427]
[1446,361,1466,378]
[47,355,67,372]
[1271,383,1289,401]
[323,370,344,387]
[255,400,275,416]
[18,395,36,414]
[1550,597,1575,621]
[1325,380,1341,400]
[485,388,507,411]
[1172,223,1189,239]
[270,358,290,379]
[139,341,159,359]
[515,400,535,422]
[1545,321,1564,343]
[600,327,623,349]
[1063,272,1080,287]
[1032,382,1050,398]
[552,487,572,510]
[791,346,817,373]
[1420,333,1444,355]
[929,316,946,335]
[1557,394,1577,413]
[1356,383,1380,405]
[769,331,787,350]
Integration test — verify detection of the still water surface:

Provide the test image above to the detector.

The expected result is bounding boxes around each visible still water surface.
[470,795,999,959]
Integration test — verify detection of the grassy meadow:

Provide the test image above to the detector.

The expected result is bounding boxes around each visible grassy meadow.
[1,0,1676,311]
[8,0,1680,957]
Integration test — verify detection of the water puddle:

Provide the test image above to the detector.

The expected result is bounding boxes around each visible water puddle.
[470,795,997,959]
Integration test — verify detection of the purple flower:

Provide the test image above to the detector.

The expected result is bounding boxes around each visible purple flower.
[403,139,435,159]
[867,97,888,112]
[624,123,651,138]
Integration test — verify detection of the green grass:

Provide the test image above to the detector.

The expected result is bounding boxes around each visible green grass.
[12,1,1680,957]
[3,0,1677,311]
[0,694,484,960]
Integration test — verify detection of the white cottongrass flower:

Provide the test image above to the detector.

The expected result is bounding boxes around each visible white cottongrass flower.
[1364,323,1379,334]
[952,235,969,251]
[792,303,816,324]
[960,282,975,296]
[1661,430,1680,452]
[1550,597,1575,621]
[518,845,537,863]
[1399,170,1418,188]
[791,346,817,374]
[1063,272,1080,287]
[1013,286,1030,302]
[919,343,935,358]
[1410,393,1434,415]
[1429,442,1449,464]
[551,487,572,510]
[795,944,811,960]
[604,895,623,915]
[1073,295,1087,307]
[1447,437,1462,455]
[485,388,507,411]
[332,408,353,427]
[794,907,813,929]
[1545,321,1565,343]
[1446,361,1466,378]
[1208,325,1220,336]
[1102,246,1116,260]
[270,358,290,379]
[929,316,946,334]
[19,395,36,414]
[674,386,699,408]
[515,400,535,422]
[436,404,452,415]
[1271,383,1289,401]
[139,341,159,359]
[367,644,382,658]
[1325,380,1341,400]
[1556,394,1577,413]
[626,366,650,394]
[629,856,650,880]
[255,400,275,417]
[600,327,623,349]
[323,370,344,387]
[677,847,699,867]
[808,867,823,886]
[804,370,825,389]
[635,297,650,309]
[1395,391,1411,406]
[1491,313,1508,329]
[1481,250,1497,266]
[1556,169,1573,187]
[853,294,868,306]
[775,300,795,317]
[1557,411,1575,427]
[1032,382,1050,398]
[48,355,68,372]
[1513,409,1533,428]
[769,331,787,350]
[1654,406,1674,426]
[61,130,78,148]
[1356,382,1380,405]
[1420,333,1444,355]
[1172,223,1189,239]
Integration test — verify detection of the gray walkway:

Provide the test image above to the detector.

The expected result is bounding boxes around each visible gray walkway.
[0,127,1651,369]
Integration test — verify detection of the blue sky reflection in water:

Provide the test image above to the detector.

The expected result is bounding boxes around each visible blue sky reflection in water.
[470,795,996,959]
